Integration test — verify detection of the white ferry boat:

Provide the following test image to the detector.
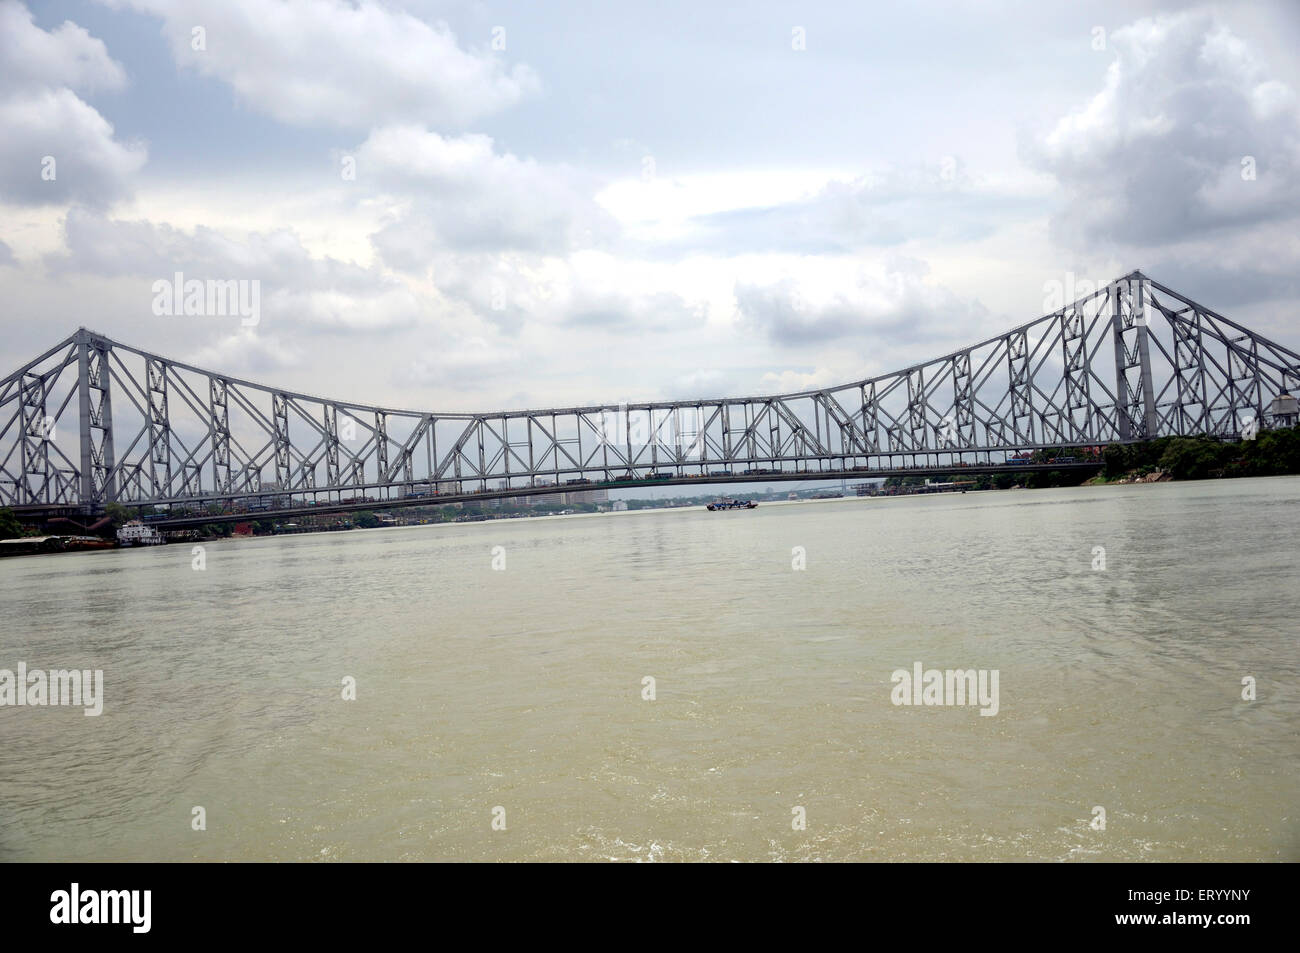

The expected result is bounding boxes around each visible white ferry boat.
[116,520,165,546]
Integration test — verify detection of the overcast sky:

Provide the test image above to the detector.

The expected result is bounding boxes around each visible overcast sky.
[2,0,1298,414]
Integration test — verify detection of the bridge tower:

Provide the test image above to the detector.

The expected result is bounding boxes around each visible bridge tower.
[76,329,116,508]
[1112,273,1158,440]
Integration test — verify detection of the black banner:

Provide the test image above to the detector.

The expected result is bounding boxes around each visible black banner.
[7,862,1284,940]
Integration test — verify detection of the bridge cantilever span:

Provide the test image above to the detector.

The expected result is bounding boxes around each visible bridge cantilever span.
[2,271,1298,514]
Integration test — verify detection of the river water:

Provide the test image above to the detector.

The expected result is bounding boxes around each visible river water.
[1,477,1296,862]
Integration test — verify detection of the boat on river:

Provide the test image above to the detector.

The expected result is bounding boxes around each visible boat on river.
[116,520,165,546]
[706,499,757,511]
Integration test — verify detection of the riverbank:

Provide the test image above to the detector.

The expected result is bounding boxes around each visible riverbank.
[1085,470,1171,485]
[1097,430,1300,483]
[891,430,1300,491]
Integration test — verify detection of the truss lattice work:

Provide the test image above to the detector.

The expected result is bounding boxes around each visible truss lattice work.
[3,272,1298,510]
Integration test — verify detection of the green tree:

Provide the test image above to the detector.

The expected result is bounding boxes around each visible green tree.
[0,507,25,538]
[1102,443,1133,478]
[1157,437,1222,480]
[1238,427,1300,476]
[104,502,132,525]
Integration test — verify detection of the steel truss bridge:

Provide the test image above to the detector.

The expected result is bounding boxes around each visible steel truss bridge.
[3,272,1298,524]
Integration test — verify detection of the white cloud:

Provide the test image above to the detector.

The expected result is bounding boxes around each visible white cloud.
[596,163,1055,254]
[400,335,523,390]
[426,248,709,339]
[103,0,539,129]
[734,256,989,348]
[187,327,304,377]
[1,0,126,92]
[359,126,617,266]
[4,1,1297,423]
[1028,10,1300,247]
[0,1,144,206]
[49,207,426,334]
[596,168,846,242]
[757,367,842,394]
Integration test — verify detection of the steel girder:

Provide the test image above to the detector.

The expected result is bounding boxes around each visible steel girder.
[1,271,1297,511]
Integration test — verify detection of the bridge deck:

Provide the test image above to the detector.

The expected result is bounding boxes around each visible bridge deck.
[126,461,1100,528]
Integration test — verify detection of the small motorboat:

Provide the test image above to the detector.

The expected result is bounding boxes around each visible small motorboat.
[706,499,758,511]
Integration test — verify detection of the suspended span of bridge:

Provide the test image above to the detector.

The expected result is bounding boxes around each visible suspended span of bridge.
[2,271,1297,517]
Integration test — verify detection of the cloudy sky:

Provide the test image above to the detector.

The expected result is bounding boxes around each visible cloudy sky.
[2,0,1298,413]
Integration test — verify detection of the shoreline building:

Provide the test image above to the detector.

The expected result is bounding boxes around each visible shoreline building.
[562,488,609,505]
